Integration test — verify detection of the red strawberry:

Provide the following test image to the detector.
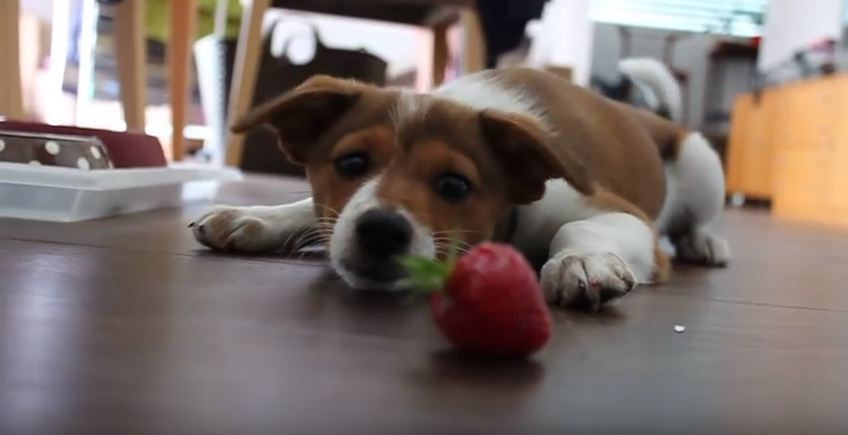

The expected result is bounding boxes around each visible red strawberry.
[402,242,552,358]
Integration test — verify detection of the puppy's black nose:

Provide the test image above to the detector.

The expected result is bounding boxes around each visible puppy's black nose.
[355,209,413,258]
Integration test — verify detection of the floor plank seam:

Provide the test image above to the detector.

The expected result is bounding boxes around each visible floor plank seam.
[1,236,328,269]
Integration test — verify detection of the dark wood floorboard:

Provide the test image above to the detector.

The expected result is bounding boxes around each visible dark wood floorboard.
[1,175,847,435]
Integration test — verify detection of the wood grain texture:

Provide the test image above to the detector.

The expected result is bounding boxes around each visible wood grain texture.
[1,176,848,434]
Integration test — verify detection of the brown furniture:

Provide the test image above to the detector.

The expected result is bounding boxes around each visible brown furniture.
[2,175,848,433]
[2,0,192,159]
[224,0,484,167]
[726,74,848,226]
[0,120,167,168]
[3,1,484,164]
[0,1,25,119]
[0,1,148,130]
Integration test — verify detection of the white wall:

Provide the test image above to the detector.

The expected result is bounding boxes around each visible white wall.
[21,0,55,21]
[758,0,842,71]
[526,0,594,86]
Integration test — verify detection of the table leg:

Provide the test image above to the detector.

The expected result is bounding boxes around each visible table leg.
[114,0,148,131]
[432,22,449,87]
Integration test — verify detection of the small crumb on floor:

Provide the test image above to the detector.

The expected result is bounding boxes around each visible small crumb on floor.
[674,325,686,333]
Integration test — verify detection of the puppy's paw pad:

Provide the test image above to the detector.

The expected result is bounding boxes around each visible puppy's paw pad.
[541,252,637,310]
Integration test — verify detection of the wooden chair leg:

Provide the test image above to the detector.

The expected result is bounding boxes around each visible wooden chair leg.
[114,0,148,131]
[0,0,25,119]
[168,0,199,161]
[460,9,485,75]
[432,23,450,87]
[224,0,270,168]
[416,22,450,92]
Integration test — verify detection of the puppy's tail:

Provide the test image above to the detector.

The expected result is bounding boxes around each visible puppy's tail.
[618,58,682,123]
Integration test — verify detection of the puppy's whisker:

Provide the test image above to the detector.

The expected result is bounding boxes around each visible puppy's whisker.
[292,235,329,254]
[289,228,330,251]
[432,237,473,249]
[281,229,308,253]
[314,203,341,218]
[432,229,484,237]
[432,236,472,243]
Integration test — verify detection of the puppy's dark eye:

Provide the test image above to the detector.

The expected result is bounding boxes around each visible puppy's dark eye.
[334,152,369,178]
[435,173,471,202]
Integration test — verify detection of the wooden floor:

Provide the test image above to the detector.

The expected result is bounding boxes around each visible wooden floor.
[2,175,848,435]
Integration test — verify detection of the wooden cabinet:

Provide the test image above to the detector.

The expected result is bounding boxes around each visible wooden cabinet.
[727,74,848,226]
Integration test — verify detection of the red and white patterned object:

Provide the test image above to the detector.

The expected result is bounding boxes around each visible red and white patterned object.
[0,121,167,168]
[0,131,113,170]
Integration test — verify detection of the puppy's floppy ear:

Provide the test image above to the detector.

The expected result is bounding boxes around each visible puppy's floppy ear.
[478,110,593,203]
[231,75,361,164]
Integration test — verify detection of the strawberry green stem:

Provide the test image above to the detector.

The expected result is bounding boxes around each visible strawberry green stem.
[399,239,461,293]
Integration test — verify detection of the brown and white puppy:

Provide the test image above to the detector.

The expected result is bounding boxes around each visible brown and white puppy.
[191,65,729,309]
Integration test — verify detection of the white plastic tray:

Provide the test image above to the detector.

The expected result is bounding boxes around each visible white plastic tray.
[0,162,242,222]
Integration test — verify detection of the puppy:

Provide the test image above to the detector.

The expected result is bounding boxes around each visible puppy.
[191,64,729,309]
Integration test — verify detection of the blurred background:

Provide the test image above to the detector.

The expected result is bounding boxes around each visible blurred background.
[2,0,848,225]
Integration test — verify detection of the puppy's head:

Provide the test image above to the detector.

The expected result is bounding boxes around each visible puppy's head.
[234,76,591,289]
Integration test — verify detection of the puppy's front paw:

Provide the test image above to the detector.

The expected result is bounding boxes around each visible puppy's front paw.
[541,251,637,310]
[190,207,285,253]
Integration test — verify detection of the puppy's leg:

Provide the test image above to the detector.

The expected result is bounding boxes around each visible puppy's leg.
[540,212,658,310]
[190,198,316,253]
[658,132,730,267]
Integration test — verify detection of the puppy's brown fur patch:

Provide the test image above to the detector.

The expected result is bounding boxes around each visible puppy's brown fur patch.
[377,138,507,250]
[308,125,396,220]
